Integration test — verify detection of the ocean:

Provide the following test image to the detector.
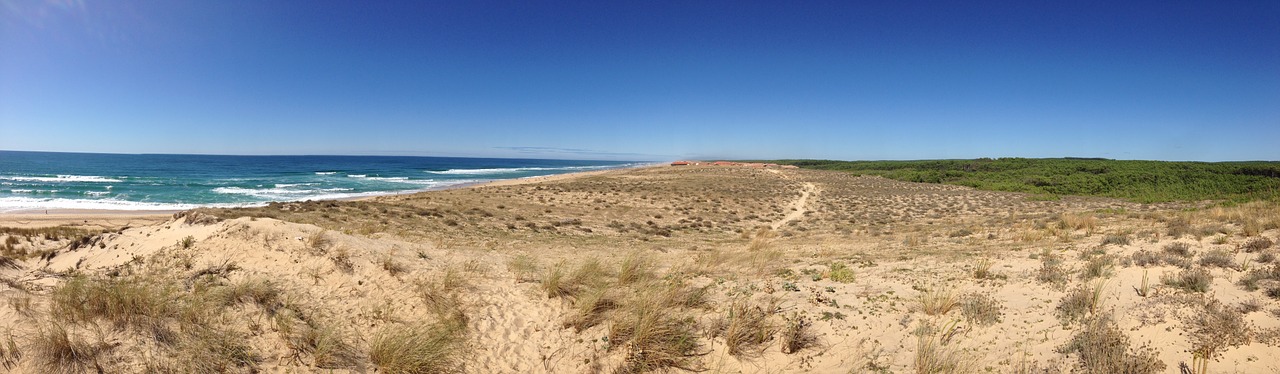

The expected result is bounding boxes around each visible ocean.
[0,151,644,212]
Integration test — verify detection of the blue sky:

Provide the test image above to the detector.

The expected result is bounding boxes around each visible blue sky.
[2,1,1277,161]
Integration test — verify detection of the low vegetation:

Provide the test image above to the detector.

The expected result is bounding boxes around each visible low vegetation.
[778,158,1280,202]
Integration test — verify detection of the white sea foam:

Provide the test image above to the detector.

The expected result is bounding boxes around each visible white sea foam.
[213,186,355,199]
[423,164,639,175]
[347,174,367,178]
[315,172,338,175]
[0,197,212,212]
[84,191,111,197]
[10,189,33,193]
[0,175,124,183]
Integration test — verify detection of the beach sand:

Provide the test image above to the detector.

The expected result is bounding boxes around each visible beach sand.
[1,165,1278,373]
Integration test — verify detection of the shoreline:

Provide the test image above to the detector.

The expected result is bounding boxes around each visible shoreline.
[0,163,661,228]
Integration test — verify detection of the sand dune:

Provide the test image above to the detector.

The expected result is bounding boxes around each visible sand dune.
[1,165,1278,373]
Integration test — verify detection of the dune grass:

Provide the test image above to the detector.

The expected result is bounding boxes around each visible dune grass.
[369,318,468,374]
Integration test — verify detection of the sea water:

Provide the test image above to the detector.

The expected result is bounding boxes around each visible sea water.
[0,151,644,212]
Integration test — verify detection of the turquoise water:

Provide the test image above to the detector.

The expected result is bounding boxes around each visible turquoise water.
[0,151,644,212]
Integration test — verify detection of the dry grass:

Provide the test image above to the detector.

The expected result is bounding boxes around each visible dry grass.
[28,323,111,374]
[1,333,19,371]
[1186,299,1251,374]
[917,287,959,316]
[278,313,362,369]
[369,318,468,374]
[163,325,260,373]
[617,251,653,285]
[307,230,331,254]
[507,254,539,283]
[779,314,817,354]
[330,246,354,273]
[914,322,974,374]
[216,277,285,314]
[608,299,703,374]
[972,259,994,280]
[50,275,182,332]
[713,300,777,357]
[416,268,468,318]
[1059,213,1098,231]
[564,286,619,332]
[380,255,408,277]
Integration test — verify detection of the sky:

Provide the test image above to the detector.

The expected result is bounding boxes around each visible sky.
[1,1,1278,161]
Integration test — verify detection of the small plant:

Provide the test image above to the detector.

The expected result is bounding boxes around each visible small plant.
[30,323,110,373]
[1135,270,1151,297]
[179,235,196,249]
[1131,250,1161,267]
[1058,314,1165,374]
[563,287,617,332]
[507,254,539,283]
[828,262,855,283]
[1199,249,1236,269]
[973,259,994,280]
[330,247,354,273]
[1081,254,1115,279]
[714,301,777,357]
[1243,237,1274,252]
[381,255,408,276]
[1186,299,1250,374]
[917,287,959,316]
[1057,280,1108,324]
[1164,242,1193,257]
[1100,234,1130,246]
[959,293,1002,326]
[779,314,817,354]
[1036,252,1069,287]
[914,321,973,374]
[1238,264,1280,293]
[1163,267,1212,293]
[307,230,331,253]
[617,251,653,284]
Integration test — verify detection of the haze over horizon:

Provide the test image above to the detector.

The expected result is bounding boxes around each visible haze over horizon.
[3,1,1278,162]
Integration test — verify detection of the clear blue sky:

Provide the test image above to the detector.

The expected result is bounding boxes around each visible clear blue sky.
[2,1,1278,161]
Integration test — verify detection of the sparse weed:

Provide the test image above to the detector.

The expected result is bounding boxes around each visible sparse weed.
[1163,267,1212,293]
[959,293,1002,326]
[828,262,856,283]
[1058,314,1164,374]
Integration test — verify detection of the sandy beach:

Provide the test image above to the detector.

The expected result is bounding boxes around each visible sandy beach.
[1,165,1278,373]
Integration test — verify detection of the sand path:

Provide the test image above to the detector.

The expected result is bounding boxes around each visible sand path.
[767,169,817,230]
